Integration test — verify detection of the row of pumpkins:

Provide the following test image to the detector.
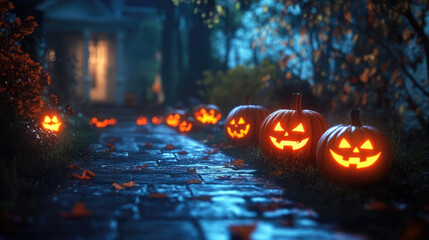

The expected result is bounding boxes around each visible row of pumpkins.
[140,93,392,186]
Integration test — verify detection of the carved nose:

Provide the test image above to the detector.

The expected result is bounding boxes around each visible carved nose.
[284,132,289,137]
[353,147,360,153]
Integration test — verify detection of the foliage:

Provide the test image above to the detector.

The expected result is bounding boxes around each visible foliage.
[197,59,280,111]
[0,0,50,119]
[244,0,429,133]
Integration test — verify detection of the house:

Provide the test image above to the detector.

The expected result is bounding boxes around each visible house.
[37,0,157,105]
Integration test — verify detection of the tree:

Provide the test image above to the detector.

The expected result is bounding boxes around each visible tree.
[0,0,50,119]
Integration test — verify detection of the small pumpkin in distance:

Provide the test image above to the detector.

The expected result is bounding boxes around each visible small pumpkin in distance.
[136,116,148,126]
[194,104,222,125]
[316,109,392,185]
[166,110,186,128]
[178,117,196,133]
[42,115,62,132]
[152,116,163,125]
[224,97,270,145]
[259,93,328,163]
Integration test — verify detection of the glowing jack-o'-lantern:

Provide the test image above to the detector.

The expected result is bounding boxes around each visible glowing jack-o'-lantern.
[89,117,117,128]
[316,109,392,185]
[178,117,195,133]
[224,101,270,144]
[152,116,163,125]
[166,110,186,128]
[136,116,148,126]
[194,104,222,125]
[259,93,328,162]
[42,115,62,132]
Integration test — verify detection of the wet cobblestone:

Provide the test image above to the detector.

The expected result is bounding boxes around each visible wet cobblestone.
[19,122,364,239]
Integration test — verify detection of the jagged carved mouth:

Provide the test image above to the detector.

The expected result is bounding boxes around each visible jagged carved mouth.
[329,149,381,168]
[269,136,309,150]
[227,124,250,138]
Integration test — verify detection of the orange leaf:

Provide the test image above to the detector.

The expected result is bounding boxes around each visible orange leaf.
[202,156,209,160]
[67,164,82,170]
[150,193,168,198]
[229,224,257,240]
[178,151,188,155]
[163,144,175,150]
[112,182,125,190]
[71,170,96,180]
[134,164,147,170]
[61,202,92,218]
[187,168,197,173]
[145,142,152,148]
[194,195,212,201]
[269,170,284,176]
[187,179,202,184]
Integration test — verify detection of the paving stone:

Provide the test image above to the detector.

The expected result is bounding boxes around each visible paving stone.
[18,121,364,239]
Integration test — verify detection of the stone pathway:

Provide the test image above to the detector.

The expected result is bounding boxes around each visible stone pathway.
[20,121,363,240]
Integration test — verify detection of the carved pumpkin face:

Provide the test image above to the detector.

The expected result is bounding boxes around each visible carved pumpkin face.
[136,116,148,126]
[227,117,250,139]
[178,120,193,133]
[194,104,221,125]
[166,110,186,128]
[42,115,61,132]
[152,116,163,125]
[89,117,116,128]
[329,138,380,169]
[225,104,270,145]
[166,113,181,127]
[316,109,392,185]
[259,93,328,162]
[269,122,309,150]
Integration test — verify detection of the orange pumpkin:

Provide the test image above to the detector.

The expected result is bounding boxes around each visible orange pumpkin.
[166,110,186,128]
[178,117,195,133]
[316,109,392,185]
[225,101,270,144]
[194,104,222,125]
[136,116,148,126]
[151,116,163,125]
[259,93,328,162]
[89,117,116,128]
[42,115,62,132]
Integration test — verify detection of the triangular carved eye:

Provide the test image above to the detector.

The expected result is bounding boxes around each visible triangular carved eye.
[230,119,236,125]
[238,118,245,124]
[274,122,284,131]
[339,138,351,148]
[360,139,373,150]
[44,116,51,123]
[292,123,305,132]
[52,116,58,123]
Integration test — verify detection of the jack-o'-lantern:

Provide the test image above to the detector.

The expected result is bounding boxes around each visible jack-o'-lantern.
[42,115,62,132]
[89,117,116,128]
[259,93,328,163]
[194,104,222,125]
[178,117,195,133]
[316,109,392,185]
[152,116,163,125]
[166,110,186,128]
[136,116,148,126]
[225,98,270,144]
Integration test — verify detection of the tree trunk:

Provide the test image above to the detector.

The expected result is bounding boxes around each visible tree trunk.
[161,1,175,105]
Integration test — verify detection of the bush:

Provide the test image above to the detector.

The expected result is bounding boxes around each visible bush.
[197,59,281,111]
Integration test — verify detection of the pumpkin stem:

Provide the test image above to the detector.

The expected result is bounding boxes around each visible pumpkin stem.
[290,93,302,110]
[351,109,362,127]
[245,95,251,105]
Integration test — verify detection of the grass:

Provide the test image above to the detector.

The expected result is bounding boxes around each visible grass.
[0,113,95,230]
[189,121,429,239]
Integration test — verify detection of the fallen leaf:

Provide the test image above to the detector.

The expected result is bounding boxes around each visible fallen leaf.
[229,224,257,240]
[202,156,209,160]
[163,144,175,150]
[187,179,202,184]
[71,170,96,180]
[134,164,147,170]
[112,182,124,190]
[187,168,197,173]
[145,142,152,148]
[225,159,245,169]
[269,170,284,176]
[204,148,219,154]
[178,151,188,155]
[61,202,92,218]
[150,193,168,198]
[112,181,136,190]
